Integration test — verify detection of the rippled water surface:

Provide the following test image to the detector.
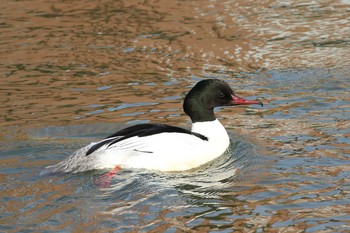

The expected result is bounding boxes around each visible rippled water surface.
[1,0,350,232]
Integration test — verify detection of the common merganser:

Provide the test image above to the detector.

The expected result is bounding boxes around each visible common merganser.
[43,79,262,182]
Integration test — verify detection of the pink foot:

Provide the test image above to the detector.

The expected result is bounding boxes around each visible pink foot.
[94,166,121,188]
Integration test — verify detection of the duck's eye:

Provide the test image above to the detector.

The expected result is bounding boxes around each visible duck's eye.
[218,92,225,98]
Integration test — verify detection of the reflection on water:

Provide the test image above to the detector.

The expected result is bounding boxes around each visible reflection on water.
[1,126,267,232]
[1,0,350,231]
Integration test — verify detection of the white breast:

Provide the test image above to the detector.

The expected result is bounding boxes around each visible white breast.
[191,119,230,152]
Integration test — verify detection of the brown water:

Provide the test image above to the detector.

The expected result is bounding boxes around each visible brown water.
[1,0,350,232]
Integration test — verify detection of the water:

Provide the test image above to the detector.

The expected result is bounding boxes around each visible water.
[1,0,350,232]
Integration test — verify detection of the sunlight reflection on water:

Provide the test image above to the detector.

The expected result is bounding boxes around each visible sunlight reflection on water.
[1,0,350,231]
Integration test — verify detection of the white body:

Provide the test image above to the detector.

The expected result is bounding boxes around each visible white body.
[46,119,230,173]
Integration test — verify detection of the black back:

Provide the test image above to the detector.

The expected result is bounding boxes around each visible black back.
[86,123,208,156]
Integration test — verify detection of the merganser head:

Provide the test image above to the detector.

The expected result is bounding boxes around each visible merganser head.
[183,79,263,123]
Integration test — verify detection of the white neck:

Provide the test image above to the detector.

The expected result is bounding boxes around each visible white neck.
[191,119,230,145]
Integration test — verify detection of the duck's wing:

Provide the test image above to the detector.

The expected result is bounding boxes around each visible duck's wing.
[86,123,207,156]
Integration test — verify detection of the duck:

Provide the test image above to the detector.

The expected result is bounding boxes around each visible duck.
[43,79,262,184]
